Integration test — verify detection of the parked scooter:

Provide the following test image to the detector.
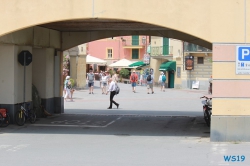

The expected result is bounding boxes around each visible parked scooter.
[200,96,212,127]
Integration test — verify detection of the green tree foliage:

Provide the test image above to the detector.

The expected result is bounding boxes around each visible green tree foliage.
[69,78,75,87]
[119,68,129,78]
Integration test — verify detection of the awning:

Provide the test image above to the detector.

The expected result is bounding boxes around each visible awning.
[109,58,133,68]
[129,61,147,67]
[159,61,176,71]
[86,54,106,64]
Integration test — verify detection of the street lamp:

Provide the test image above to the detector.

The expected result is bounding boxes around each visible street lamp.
[142,36,146,45]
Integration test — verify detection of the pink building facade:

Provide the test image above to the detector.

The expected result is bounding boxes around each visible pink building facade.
[87,36,149,72]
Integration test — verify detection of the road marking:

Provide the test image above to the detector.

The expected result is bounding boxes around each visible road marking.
[31,117,122,128]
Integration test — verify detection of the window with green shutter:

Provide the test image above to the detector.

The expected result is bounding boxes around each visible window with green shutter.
[132,36,139,45]
[163,37,169,55]
[132,49,139,59]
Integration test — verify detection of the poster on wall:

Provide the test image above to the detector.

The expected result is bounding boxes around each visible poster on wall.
[192,81,199,89]
[143,54,150,64]
[185,55,194,70]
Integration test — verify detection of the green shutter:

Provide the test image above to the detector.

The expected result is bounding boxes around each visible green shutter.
[163,38,169,55]
[132,49,139,59]
[132,36,139,45]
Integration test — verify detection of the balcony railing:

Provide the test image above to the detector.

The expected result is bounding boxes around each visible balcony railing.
[150,46,173,56]
[184,42,212,52]
[122,39,145,46]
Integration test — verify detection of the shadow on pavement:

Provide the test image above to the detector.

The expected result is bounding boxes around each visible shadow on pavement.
[1,110,210,138]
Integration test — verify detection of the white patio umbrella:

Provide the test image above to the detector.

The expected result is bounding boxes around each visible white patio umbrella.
[86,54,106,64]
[108,59,133,68]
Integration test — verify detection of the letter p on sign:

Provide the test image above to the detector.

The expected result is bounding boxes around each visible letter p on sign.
[242,49,250,59]
[238,47,250,61]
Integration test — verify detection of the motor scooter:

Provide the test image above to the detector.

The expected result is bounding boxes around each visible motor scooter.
[200,96,212,127]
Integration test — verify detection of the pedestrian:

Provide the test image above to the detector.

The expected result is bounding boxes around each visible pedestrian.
[101,72,108,94]
[146,72,154,94]
[208,75,213,94]
[106,71,111,86]
[106,78,119,109]
[112,71,119,83]
[99,71,103,87]
[86,69,95,94]
[64,76,72,101]
[130,70,138,93]
[63,75,67,96]
[139,71,143,86]
[158,72,166,92]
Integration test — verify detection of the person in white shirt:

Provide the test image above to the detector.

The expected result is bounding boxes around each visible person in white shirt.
[99,71,103,87]
[101,73,108,94]
[112,71,119,83]
[158,72,166,92]
[106,78,119,109]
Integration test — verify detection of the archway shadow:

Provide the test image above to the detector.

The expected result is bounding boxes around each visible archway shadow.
[1,109,210,138]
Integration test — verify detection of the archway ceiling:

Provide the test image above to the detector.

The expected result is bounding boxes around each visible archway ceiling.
[40,19,169,31]
[40,19,211,49]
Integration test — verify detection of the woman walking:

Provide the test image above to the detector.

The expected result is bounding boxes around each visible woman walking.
[101,73,108,94]
[64,76,72,101]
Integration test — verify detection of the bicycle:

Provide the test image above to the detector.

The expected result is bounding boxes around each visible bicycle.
[15,102,36,126]
[0,108,10,127]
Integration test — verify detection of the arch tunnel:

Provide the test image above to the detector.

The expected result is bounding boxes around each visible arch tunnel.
[0,0,250,142]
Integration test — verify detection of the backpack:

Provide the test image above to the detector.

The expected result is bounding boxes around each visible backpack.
[131,75,136,82]
[67,84,72,89]
[66,81,72,89]
[115,84,120,95]
[147,75,152,81]
[162,75,166,82]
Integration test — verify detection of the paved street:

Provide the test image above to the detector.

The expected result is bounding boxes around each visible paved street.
[0,82,250,166]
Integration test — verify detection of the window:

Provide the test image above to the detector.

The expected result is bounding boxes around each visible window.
[197,57,204,64]
[132,36,139,45]
[163,38,169,55]
[132,49,139,59]
[107,49,113,58]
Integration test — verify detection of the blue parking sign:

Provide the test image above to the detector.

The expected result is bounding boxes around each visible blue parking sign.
[238,47,250,61]
[236,46,250,74]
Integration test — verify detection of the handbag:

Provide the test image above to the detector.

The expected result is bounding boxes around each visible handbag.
[115,84,120,95]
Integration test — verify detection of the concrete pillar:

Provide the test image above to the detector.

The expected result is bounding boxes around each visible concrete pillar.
[77,54,87,89]
[54,51,64,113]
[32,48,61,113]
[69,54,77,85]
[211,43,250,142]
[68,47,78,87]
[0,44,32,121]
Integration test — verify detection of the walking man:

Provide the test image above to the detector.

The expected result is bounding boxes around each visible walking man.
[87,69,95,94]
[106,78,119,109]
[147,72,154,94]
[158,72,166,92]
[130,70,138,93]
[99,71,103,87]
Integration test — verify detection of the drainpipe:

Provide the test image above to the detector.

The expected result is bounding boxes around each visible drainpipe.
[119,38,120,60]
[182,41,184,71]
[244,0,246,43]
